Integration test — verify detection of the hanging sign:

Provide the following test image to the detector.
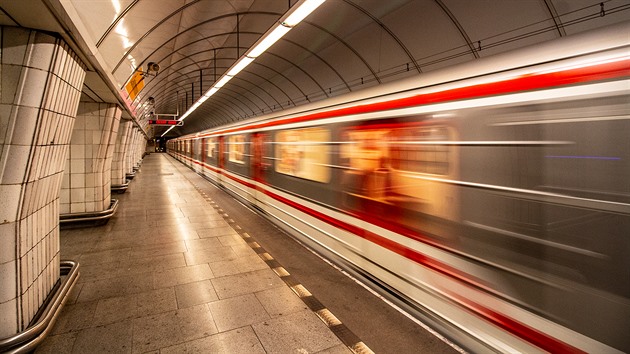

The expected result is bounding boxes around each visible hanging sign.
[148,119,183,126]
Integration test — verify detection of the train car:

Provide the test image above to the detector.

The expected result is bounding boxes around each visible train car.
[168,21,630,353]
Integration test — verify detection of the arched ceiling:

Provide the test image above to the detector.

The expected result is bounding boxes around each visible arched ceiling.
[2,0,629,138]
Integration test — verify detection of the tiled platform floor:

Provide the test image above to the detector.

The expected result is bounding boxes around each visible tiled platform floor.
[36,153,352,353]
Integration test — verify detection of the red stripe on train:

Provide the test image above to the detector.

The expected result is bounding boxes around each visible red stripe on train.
[198,58,630,137]
[189,162,585,354]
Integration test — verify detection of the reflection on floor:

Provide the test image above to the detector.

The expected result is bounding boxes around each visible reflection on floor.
[37,153,351,353]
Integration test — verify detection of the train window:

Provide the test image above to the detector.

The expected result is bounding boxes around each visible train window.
[390,126,450,175]
[275,127,331,183]
[341,124,449,175]
[206,138,216,158]
[342,129,390,171]
[228,134,246,164]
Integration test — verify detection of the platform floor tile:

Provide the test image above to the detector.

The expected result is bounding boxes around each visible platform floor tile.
[36,153,352,354]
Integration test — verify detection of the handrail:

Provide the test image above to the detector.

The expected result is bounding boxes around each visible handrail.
[111,181,130,194]
[0,260,80,353]
[111,181,130,189]
[59,199,119,223]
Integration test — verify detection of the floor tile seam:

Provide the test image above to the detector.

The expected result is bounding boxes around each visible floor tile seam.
[88,304,181,329]
[157,324,258,352]
[74,262,210,289]
[164,154,374,354]
[60,304,213,353]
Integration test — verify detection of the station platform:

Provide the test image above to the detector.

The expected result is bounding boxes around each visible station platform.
[36,153,460,354]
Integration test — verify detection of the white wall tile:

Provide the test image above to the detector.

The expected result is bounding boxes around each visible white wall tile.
[0,223,16,263]
[70,128,84,145]
[85,117,99,131]
[69,202,85,213]
[0,298,18,338]
[0,103,12,145]
[28,33,56,71]
[69,188,84,202]
[10,105,39,146]
[69,159,84,174]
[0,260,17,303]
[1,27,29,66]
[0,184,21,223]
[1,145,30,184]
[69,173,85,189]
[20,67,48,109]
[70,145,85,160]
[0,65,21,105]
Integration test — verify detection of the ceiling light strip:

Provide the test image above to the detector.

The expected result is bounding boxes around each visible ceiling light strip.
[162,0,325,137]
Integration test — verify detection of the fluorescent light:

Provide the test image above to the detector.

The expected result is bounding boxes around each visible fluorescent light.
[214,75,231,88]
[204,87,219,97]
[227,57,254,76]
[283,0,325,27]
[161,0,326,139]
[248,25,291,58]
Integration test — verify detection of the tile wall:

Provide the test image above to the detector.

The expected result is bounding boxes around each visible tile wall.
[134,129,146,167]
[111,120,132,186]
[128,128,139,173]
[124,127,146,174]
[0,26,85,337]
[60,102,121,214]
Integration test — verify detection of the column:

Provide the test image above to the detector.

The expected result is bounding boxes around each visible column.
[60,102,121,215]
[135,132,146,168]
[0,26,85,338]
[125,128,135,175]
[111,119,132,187]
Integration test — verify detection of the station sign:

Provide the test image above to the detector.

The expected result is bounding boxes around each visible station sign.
[148,119,183,126]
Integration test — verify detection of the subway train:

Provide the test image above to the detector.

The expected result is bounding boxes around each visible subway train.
[168,21,630,353]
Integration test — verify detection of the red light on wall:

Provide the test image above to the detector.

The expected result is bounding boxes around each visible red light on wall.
[148,120,183,126]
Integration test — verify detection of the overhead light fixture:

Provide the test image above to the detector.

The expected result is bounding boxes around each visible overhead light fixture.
[214,75,232,88]
[204,87,219,98]
[282,0,325,27]
[227,57,255,76]
[162,0,327,138]
[248,25,291,58]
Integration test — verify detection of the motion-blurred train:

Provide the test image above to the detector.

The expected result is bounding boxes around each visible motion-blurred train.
[169,21,630,353]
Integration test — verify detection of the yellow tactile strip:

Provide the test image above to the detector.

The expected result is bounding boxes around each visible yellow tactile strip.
[191,182,375,354]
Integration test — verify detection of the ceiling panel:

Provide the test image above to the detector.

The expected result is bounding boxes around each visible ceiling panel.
[2,0,628,137]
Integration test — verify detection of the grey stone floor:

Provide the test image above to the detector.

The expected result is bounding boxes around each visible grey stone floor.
[37,153,351,354]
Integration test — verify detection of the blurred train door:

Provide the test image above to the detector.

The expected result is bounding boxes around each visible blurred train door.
[217,136,225,186]
[251,132,267,209]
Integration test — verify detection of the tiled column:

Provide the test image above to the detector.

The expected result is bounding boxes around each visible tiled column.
[134,131,146,168]
[111,120,132,186]
[0,26,85,338]
[60,102,121,214]
[124,128,138,175]
[131,129,139,170]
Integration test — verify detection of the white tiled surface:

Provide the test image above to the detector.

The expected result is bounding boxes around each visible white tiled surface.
[126,128,139,173]
[0,26,85,338]
[60,103,121,214]
[111,121,131,185]
[124,127,147,174]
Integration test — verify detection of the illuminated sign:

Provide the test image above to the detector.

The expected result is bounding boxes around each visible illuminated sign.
[125,70,144,101]
[148,119,183,126]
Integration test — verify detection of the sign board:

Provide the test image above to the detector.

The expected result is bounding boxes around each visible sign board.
[148,119,183,126]
[125,70,145,101]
